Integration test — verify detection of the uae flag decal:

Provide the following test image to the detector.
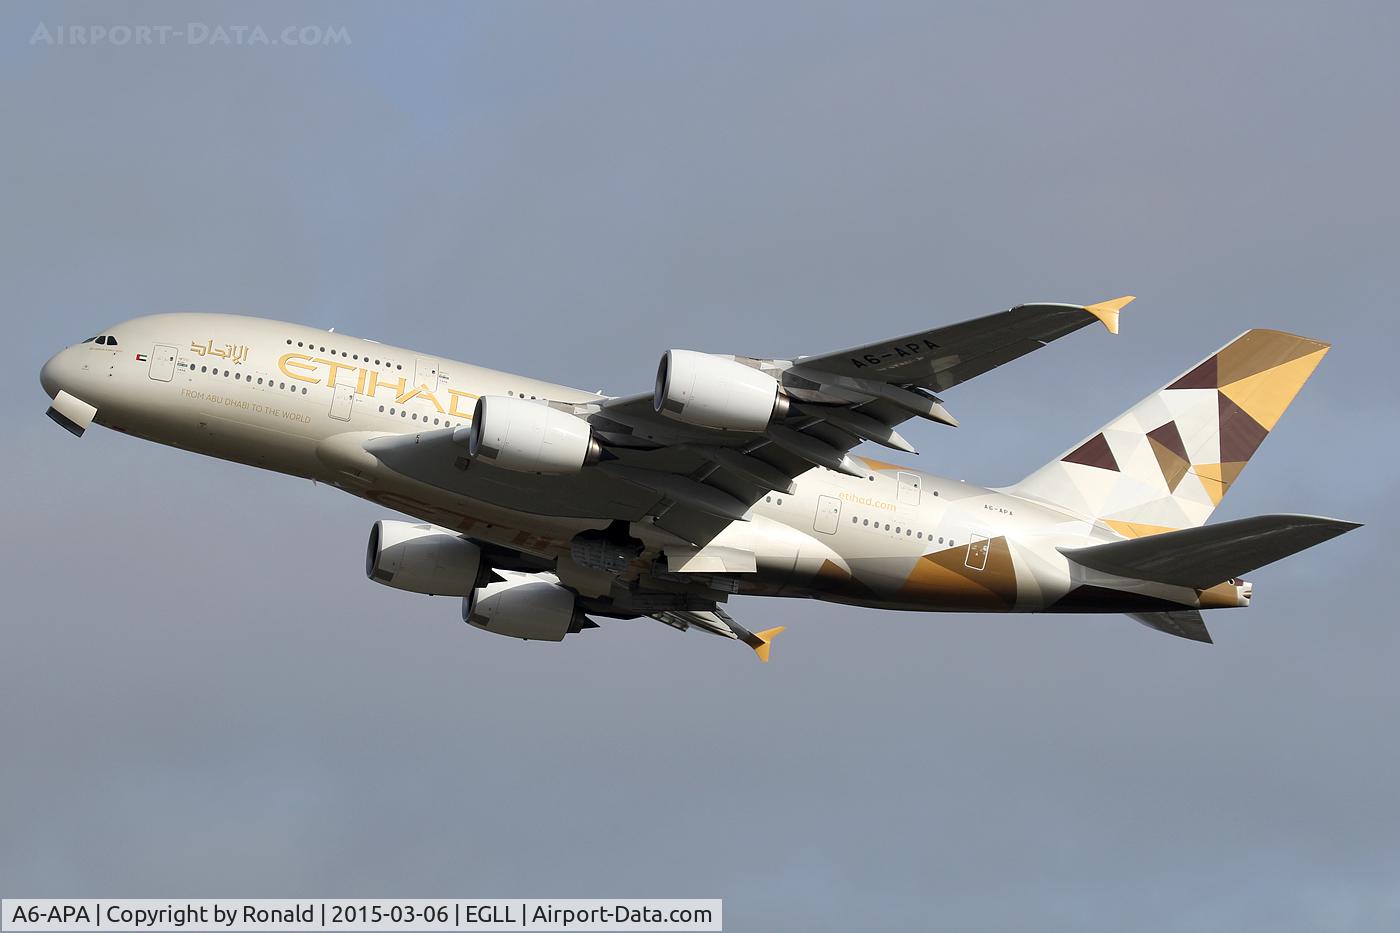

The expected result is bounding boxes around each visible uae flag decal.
[135,353,148,361]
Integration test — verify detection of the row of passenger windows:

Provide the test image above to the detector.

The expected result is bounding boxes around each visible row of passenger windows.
[190,362,308,393]
[286,336,547,402]
[286,337,401,370]
[855,472,939,496]
[183,345,528,425]
[378,405,456,427]
[762,494,950,546]
[851,514,953,545]
[186,359,462,418]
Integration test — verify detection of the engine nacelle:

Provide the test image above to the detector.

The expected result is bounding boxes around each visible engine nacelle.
[466,395,602,474]
[366,520,484,596]
[462,572,590,642]
[653,349,789,431]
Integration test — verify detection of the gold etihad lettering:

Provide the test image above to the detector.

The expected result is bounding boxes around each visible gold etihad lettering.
[191,340,250,364]
[365,370,405,398]
[447,390,476,417]
[280,352,321,384]
[324,360,358,388]
[396,385,446,413]
[277,352,478,414]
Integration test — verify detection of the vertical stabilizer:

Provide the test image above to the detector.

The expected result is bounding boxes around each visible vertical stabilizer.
[1008,329,1330,535]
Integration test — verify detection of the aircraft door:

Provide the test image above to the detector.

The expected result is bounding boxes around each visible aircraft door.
[413,357,440,391]
[814,495,842,535]
[148,344,177,382]
[965,533,990,571]
[897,471,921,506]
[329,383,355,421]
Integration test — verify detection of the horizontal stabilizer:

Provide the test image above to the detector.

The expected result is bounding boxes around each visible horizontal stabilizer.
[1129,610,1213,643]
[1062,514,1360,588]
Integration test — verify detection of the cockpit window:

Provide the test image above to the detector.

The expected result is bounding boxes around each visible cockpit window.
[91,335,118,346]
[106,336,117,346]
[82,336,96,343]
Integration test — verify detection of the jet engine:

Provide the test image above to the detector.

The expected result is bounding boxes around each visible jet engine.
[653,349,790,431]
[366,520,485,596]
[466,395,603,474]
[462,572,594,641]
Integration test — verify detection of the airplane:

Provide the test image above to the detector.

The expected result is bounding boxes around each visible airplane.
[39,297,1358,659]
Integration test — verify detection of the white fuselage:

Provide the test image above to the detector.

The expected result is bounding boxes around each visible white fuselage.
[41,313,1229,616]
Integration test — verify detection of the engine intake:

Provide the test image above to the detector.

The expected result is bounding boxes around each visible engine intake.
[466,395,602,474]
[653,349,789,431]
[462,572,593,641]
[366,520,485,596]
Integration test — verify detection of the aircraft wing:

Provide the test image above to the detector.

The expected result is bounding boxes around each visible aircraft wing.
[791,296,1134,392]
[364,297,1133,550]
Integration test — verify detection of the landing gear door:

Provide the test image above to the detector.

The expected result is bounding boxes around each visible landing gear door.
[814,495,842,535]
[329,383,355,421]
[413,357,440,392]
[897,471,921,506]
[148,344,177,382]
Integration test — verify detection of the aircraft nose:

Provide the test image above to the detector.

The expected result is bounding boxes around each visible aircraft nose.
[40,347,71,399]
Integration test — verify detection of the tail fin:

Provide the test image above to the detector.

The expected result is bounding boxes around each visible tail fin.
[1009,329,1330,535]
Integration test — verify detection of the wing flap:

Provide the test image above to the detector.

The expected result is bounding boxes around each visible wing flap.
[647,608,783,661]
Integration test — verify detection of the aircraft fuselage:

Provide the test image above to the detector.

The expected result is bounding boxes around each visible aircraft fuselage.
[40,313,1247,618]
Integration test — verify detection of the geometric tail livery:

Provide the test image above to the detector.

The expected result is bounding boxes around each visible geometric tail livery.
[1008,329,1331,538]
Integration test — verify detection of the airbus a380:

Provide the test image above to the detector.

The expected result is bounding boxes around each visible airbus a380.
[40,297,1357,659]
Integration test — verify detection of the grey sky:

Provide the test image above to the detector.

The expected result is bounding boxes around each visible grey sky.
[2,1,1397,930]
